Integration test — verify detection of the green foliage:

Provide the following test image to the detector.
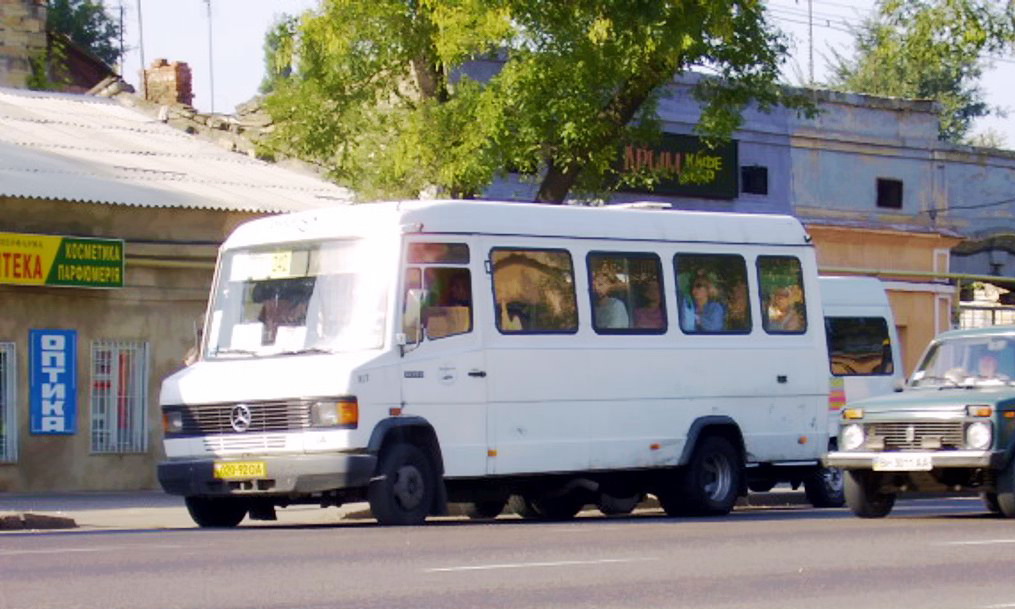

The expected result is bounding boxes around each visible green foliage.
[828,0,1015,143]
[46,0,122,67]
[263,0,807,202]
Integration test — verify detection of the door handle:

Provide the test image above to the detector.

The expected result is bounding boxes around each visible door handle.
[777,375,788,384]
[468,370,487,378]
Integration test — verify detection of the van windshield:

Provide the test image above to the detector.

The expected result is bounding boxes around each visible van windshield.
[910,335,1015,388]
[205,239,387,359]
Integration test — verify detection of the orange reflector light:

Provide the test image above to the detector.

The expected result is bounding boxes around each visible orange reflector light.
[339,399,358,426]
[650,443,661,451]
[487,449,498,457]
[798,436,808,445]
[389,407,402,416]
[1006,412,1015,419]
[843,408,864,420]
[966,405,993,418]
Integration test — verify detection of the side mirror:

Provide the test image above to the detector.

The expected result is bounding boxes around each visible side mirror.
[400,288,427,355]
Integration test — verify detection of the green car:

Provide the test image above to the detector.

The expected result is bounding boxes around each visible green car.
[825,325,1015,518]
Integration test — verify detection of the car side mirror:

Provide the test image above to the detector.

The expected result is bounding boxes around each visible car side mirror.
[400,288,427,355]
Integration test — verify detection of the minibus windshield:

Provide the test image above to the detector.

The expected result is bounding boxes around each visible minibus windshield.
[205,239,387,358]
[910,335,1015,388]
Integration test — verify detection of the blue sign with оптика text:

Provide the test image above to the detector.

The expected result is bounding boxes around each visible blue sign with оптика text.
[30,329,77,435]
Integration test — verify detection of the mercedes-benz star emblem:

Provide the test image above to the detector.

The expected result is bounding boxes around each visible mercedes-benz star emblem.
[230,404,252,433]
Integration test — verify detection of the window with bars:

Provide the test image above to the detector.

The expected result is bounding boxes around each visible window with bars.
[90,340,149,454]
[0,342,16,463]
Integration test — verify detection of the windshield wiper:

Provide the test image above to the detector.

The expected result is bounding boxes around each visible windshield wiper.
[278,347,335,356]
[915,375,960,388]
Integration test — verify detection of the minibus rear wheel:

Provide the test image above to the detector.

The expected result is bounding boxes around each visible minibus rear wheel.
[660,435,741,517]
[185,496,248,528]
[368,442,436,525]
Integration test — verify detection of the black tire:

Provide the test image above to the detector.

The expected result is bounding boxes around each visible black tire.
[804,465,846,508]
[185,496,248,528]
[996,461,1015,518]
[843,470,896,518]
[660,435,742,517]
[508,491,586,521]
[982,491,1002,515]
[464,498,507,520]
[368,443,436,525]
[597,493,641,516]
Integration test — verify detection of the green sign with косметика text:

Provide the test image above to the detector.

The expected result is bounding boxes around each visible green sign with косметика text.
[0,232,124,289]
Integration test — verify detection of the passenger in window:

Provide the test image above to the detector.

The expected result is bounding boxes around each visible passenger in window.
[726,279,750,329]
[633,279,664,329]
[255,280,310,343]
[446,272,472,307]
[593,271,630,329]
[681,270,726,332]
[766,286,804,332]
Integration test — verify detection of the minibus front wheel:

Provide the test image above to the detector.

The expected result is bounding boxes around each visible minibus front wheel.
[185,496,248,528]
[368,442,436,525]
[660,435,741,517]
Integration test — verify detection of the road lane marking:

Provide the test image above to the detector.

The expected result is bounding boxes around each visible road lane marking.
[0,544,190,557]
[982,603,1015,608]
[938,539,1015,546]
[425,557,657,573]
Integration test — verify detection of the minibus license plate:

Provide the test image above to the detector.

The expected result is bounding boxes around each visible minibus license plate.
[873,454,932,471]
[213,461,267,479]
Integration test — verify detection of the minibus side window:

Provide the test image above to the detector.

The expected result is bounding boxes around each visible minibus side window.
[757,256,807,335]
[674,254,750,334]
[491,248,578,334]
[587,252,666,334]
[826,317,894,375]
[402,242,473,342]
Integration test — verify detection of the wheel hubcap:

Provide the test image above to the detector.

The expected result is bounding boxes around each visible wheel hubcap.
[702,454,732,500]
[392,464,424,510]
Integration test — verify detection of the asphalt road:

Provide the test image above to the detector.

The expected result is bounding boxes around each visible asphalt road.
[2,495,1014,609]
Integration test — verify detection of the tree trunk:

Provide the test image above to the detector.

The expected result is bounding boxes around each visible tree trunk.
[535,56,679,204]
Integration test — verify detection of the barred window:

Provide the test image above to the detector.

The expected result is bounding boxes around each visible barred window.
[0,342,16,463]
[90,341,149,454]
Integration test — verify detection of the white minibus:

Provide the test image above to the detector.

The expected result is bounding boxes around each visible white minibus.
[158,200,833,526]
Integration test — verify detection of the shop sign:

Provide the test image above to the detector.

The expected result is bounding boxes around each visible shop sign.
[619,133,738,199]
[29,329,77,435]
[0,232,124,288]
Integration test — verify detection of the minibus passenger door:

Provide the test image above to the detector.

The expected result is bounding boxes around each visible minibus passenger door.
[399,243,488,478]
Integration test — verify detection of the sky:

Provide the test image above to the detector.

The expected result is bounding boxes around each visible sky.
[114,0,1015,145]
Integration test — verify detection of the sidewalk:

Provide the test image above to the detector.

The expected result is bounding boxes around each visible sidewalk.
[0,491,372,531]
[0,488,811,532]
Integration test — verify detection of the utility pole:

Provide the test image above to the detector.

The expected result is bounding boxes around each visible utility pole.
[808,0,814,84]
[205,0,215,113]
[136,0,146,98]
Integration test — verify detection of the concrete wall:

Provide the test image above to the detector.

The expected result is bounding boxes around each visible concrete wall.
[0,197,260,492]
[0,0,46,88]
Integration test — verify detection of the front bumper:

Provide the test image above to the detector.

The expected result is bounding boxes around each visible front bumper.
[824,450,999,470]
[158,452,376,497]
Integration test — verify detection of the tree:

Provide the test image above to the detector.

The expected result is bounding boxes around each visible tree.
[46,0,122,67]
[263,0,810,203]
[828,0,1015,143]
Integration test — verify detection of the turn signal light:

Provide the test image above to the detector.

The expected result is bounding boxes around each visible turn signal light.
[311,398,358,428]
[966,405,993,418]
[842,408,864,420]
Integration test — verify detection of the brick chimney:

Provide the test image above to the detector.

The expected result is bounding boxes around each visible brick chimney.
[143,58,194,106]
[0,0,47,88]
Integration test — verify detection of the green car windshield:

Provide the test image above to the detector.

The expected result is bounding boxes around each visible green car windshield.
[911,335,1015,388]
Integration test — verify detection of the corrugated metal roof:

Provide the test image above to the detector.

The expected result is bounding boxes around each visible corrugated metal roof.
[0,88,353,213]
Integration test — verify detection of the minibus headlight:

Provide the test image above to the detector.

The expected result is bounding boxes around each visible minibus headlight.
[841,424,865,451]
[311,398,358,428]
[162,410,183,434]
[965,421,992,451]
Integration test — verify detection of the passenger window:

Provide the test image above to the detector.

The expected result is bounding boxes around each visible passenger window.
[674,254,750,334]
[422,267,472,339]
[758,256,807,334]
[402,242,472,343]
[587,253,665,334]
[491,248,578,334]
[826,317,894,376]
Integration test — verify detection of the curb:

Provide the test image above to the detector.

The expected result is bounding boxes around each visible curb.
[0,513,78,531]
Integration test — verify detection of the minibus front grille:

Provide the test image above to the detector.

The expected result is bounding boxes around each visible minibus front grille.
[867,421,964,450]
[173,401,312,435]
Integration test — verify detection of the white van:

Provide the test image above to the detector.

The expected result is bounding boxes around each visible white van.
[158,200,833,526]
